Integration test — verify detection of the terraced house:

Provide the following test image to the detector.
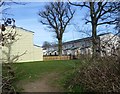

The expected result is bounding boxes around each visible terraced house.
[43,33,120,57]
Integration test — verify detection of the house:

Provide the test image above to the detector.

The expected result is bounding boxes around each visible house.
[1,26,43,62]
[100,33,120,56]
[43,33,120,56]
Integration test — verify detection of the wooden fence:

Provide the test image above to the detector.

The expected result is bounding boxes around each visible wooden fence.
[43,56,72,61]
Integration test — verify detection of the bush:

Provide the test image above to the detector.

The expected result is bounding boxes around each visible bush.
[63,71,86,92]
[64,57,120,92]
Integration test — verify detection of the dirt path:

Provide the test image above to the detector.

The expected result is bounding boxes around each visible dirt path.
[21,73,64,92]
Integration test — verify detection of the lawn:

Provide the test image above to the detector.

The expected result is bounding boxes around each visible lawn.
[13,60,80,91]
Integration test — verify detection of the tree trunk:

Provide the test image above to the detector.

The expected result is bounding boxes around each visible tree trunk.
[7,44,12,63]
[58,39,62,56]
[92,23,98,58]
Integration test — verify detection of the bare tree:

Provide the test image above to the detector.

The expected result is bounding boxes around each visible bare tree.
[38,2,75,56]
[0,18,16,93]
[0,0,26,15]
[0,18,27,94]
[42,41,51,50]
[0,1,26,93]
[69,1,119,58]
[115,3,120,36]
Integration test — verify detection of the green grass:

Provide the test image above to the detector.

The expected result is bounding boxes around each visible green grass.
[11,60,82,92]
[14,60,80,82]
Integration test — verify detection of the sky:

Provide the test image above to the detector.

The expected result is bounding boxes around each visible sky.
[2,2,116,46]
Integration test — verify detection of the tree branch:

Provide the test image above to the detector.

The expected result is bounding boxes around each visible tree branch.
[97,20,116,25]
[69,1,90,9]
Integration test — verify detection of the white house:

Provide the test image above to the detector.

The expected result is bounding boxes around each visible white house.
[43,33,120,57]
[100,33,120,56]
[1,26,43,62]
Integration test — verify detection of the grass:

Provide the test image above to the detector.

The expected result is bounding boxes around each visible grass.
[14,60,80,81]
[12,60,81,91]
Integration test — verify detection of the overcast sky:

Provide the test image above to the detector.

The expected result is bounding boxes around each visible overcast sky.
[2,2,115,46]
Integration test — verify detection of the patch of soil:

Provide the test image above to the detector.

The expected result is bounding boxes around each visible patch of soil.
[21,73,64,92]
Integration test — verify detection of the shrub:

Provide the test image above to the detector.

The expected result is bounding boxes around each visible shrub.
[65,57,120,92]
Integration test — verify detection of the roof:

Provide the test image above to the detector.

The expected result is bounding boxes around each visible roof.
[7,25,34,33]
[63,32,112,45]
[46,33,112,48]
[34,44,41,48]
[98,32,111,36]
[63,37,92,45]
[17,27,34,33]
[64,46,79,50]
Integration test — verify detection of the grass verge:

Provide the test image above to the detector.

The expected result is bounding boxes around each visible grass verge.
[12,60,80,92]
